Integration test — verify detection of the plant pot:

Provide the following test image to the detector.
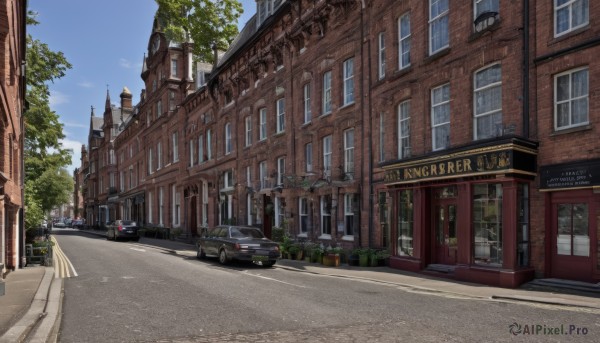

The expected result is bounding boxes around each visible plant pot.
[296,251,304,260]
[358,254,369,267]
[304,255,311,263]
[370,256,379,267]
[311,253,322,264]
[348,255,359,266]
[323,254,340,267]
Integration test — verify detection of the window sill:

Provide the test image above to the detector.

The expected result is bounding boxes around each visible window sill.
[339,102,355,111]
[551,124,591,137]
[318,234,332,240]
[319,112,332,119]
[342,235,354,241]
[297,233,308,238]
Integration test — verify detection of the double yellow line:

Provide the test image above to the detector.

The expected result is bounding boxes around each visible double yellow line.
[51,236,78,278]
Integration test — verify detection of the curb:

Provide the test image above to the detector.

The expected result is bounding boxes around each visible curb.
[0,267,53,343]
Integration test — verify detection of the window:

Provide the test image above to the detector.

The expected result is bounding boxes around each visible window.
[259,161,267,189]
[344,194,356,236]
[120,171,124,191]
[554,0,588,37]
[321,195,332,236]
[207,129,212,160]
[517,184,529,267]
[322,71,332,114]
[398,101,411,159]
[276,98,285,133]
[344,129,354,177]
[172,185,180,226]
[189,139,195,166]
[171,58,178,77]
[379,113,385,162]
[554,67,588,131]
[169,91,175,111]
[299,198,309,234]
[223,170,234,189]
[157,141,162,169]
[225,122,232,155]
[429,0,449,55]
[473,183,503,265]
[397,190,413,256]
[245,116,252,146]
[277,156,285,186]
[303,83,312,123]
[475,0,499,18]
[159,187,164,225]
[157,100,162,118]
[148,191,153,224]
[305,142,313,172]
[274,197,284,227]
[474,64,503,139]
[323,135,332,178]
[431,84,450,150]
[259,108,267,140]
[378,32,386,79]
[172,131,179,162]
[557,203,589,256]
[148,147,153,175]
[399,12,411,69]
[198,134,204,163]
[343,58,354,105]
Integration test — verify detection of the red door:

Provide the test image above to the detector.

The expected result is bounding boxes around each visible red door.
[434,202,458,265]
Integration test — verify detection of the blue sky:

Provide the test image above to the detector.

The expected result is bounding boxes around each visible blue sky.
[28,0,256,174]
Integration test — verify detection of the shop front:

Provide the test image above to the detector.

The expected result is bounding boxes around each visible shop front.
[382,137,538,288]
[540,159,600,283]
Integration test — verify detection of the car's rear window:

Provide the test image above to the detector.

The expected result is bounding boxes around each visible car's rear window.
[230,228,264,239]
[122,221,136,226]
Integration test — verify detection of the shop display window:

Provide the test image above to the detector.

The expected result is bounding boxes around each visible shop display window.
[473,183,503,265]
[397,190,413,256]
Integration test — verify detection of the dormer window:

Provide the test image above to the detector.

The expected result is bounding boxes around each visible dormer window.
[256,0,284,27]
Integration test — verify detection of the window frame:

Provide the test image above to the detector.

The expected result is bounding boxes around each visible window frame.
[225,122,232,155]
[431,83,451,151]
[554,67,589,131]
[399,12,411,70]
[245,116,252,147]
[554,0,589,37]
[343,58,355,106]
[378,32,386,79]
[322,71,332,115]
[344,128,354,176]
[323,135,332,178]
[303,83,312,123]
[276,98,285,133]
[259,108,267,140]
[473,63,503,140]
[429,0,450,55]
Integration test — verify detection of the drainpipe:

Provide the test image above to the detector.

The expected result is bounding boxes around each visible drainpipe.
[522,0,530,138]
[359,0,371,249]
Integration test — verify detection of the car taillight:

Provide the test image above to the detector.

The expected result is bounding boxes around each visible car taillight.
[234,243,241,250]
[118,225,123,231]
[274,246,279,252]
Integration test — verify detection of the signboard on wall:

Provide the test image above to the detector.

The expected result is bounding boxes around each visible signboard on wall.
[540,159,600,190]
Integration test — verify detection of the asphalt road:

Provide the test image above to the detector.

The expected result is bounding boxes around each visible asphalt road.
[52,230,599,343]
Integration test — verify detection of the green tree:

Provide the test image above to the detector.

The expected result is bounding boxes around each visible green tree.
[24,11,73,229]
[155,0,243,63]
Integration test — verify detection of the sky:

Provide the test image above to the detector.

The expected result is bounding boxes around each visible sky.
[28,0,257,175]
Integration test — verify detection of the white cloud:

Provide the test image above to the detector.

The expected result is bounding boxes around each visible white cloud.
[60,138,84,175]
[119,58,143,69]
[49,90,69,106]
[63,121,88,129]
[77,81,94,88]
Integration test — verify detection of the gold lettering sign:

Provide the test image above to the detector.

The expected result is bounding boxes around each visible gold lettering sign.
[384,151,512,184]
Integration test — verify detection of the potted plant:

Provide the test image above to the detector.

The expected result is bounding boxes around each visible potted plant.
[323,246,342,267]
[311,245,324,263]
[348,248,360,266]
[356,248,371,267]
[375,249,391,266]
[279,235,292,259]
[303,243,316,262]
[288,244,301,260]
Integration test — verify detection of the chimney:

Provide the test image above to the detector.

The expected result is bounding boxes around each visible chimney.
[120,86,133,110]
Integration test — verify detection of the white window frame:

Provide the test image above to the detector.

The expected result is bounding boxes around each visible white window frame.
[172,131,179,162]
[157,141,162,169]
[276,98,285,133]
[429,0,449,55]
[299,197,309,235]
[148,147,153,175]
[344,193,355,237]
[172,185,180,227]
[198,134,204,163]
[277,156,285,186]
[474,64,503,140]
[159,187,164,226]
[171,58,178,78]
[206,129,212,160]
[323,135,332,178]
[320,195,332,237]
[554,67,589,131]
[303,83,312,123]
[225,122,232,155]
[343,58,354,105]
[554,0,589,37]
[399,12,411,69]
[189,139,195,166]
[378,32,386,79]
[148,190,153,224]
[259,161,267,189]
[322,71,332,115]
[431,84,450,151]
[305,142,313,173]
[259,108,267,140]
[398,101,411,159]
[245,116,252,146]
[474,0,499,18]
[344,128,354,176]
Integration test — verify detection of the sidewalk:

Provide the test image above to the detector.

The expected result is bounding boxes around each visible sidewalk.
[2,229,599,342]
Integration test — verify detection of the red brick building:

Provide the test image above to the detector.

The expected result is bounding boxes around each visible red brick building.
[77,0,600,287]
[1,0,26,273]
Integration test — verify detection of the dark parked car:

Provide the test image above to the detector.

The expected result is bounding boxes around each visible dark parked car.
[106,220,139,241]
[196,225,280,267]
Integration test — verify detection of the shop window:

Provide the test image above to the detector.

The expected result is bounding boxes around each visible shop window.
[379,192,390,248]
[517,183,530,267]
[473,183,503,265]
[557,203,589,257]
[397,190,413,256]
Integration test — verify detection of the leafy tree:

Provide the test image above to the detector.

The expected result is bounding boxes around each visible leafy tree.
[24,11,73,228]
[155,0,243,63]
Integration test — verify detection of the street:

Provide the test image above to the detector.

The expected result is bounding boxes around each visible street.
[52,230,599,343]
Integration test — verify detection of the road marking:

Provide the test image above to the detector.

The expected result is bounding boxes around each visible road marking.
[129,247,146,252]
[243,271,307,288]
[51,237,78,278]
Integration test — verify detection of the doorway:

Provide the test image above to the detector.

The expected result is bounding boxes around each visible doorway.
[432,186,458,265]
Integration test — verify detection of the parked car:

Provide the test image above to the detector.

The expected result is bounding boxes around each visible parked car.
[196,225,280,267]
[72,219,84,229]
[106,220,139,241]
[53,221,66,228]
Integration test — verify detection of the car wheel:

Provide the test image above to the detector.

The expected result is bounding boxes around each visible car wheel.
[197,246,206,259]
[262,261,276,268]
[218,249,228,265]
[132,237,139,242]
